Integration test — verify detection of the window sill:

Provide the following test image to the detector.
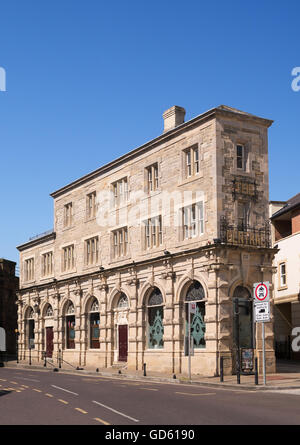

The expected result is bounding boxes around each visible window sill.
[23,279,36,285]
[178,174,203,187]
[85,216,97,223]
[60,269,77,276]
[139,247,165,256]
[141,190,162,201]
[40,275,55,282]
[278,286,288,291]
[109,255,131,265]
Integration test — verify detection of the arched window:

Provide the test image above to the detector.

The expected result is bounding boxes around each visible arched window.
[65,301,75,349]
[89,298,100,349]
[117,293,129,309]
[185,281,206,349]
[147,288,164,349]
[26,307,35,349]
[45,305,53,317]
[66,302,75,314]
[233,286,253,348]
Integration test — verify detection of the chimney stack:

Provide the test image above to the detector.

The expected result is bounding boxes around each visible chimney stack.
[162,105,186,133]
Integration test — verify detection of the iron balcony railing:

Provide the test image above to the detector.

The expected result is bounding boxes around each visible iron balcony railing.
[220,216,271,248]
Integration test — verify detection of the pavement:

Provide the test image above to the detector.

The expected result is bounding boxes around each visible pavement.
[3,358,300,391]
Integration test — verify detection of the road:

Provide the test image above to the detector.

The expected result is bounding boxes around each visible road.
[0,367,300,425]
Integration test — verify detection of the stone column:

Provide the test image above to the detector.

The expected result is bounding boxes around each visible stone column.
[127,277,139,370]
[99,283,108,368]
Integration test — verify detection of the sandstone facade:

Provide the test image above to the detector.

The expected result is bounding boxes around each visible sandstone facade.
[17,105,276,376]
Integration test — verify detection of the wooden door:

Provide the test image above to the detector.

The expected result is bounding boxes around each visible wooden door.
[46,327,54,358]
[118,325,128,362]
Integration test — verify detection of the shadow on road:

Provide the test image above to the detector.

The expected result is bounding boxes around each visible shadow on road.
[0,390,12,397]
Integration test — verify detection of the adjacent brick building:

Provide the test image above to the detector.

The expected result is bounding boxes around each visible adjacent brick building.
[17,105,277,375]
[270,193,300,359]
[0,258,18,358]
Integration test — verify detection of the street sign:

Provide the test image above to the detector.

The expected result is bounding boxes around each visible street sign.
[253,282,270,302]
[254,301,270,322]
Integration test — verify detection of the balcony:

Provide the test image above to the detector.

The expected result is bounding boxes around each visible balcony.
[220,216,271,248]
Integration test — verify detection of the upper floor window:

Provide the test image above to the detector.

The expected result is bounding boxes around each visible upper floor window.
[64,203,73,227]
[236,144,247,171]
[146,163,159,192]
[87,191,97,219]
[144,216,162,249]
[182,202,204,239]
[85,236,99,265]
[184,146,199,178]
[42,252,53,277]
[112,227,128,258]
[237,201,250,230]
[62,245,75,271]
[24,258,34,281]
[112,177,128,207]
[279,262,287,287]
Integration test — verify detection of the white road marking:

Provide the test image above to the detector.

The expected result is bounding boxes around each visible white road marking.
[92,400,139,422]
[14,377,40,382]
[51,385,78,396]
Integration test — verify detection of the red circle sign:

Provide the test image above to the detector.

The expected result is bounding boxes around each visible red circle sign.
[255,283,268,301]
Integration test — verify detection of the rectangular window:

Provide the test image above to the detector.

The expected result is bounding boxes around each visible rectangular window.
[280,263,287,287]
[182,203,204,239]
[144,216,162,249]
[42,252,53,277]
[112,227,128,258]
[62,245,75,271]
[112,178,128,206]
[64,203,73,227]
[146,163,159,192]
[184,146,199,178]
[237,201,250,230]
[87,191,97,219]
[237,145,245,170]
[85,237,99,265]
[24,258,34,281]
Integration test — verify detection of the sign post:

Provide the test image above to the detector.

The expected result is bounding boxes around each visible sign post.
[253,282,270,386]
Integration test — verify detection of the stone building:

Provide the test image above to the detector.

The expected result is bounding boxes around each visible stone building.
[0,258,19,358]
[17,105,277,375]
[270,193,300,359]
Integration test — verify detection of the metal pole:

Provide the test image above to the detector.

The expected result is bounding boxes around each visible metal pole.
[16,331,19,363]
[254,357,258,385]
[234,298,240,384]
[220,357,224,382]
[188,303,191,381]
[143,363,146,376]
[262,322,266,385]
[29,345,31,366]
[58,349,62,368]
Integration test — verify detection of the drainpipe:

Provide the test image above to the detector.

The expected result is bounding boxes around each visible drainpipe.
[215,267,219,377]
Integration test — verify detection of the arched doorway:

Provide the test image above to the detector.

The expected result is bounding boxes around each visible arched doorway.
[147,287,164,349]
[184,281,206,349]
[65,301,75,349]
[89,298,100,349]
[44,304,54,358]
[233,286,253,349]
[113,293,129,362]
[26,307,35,350]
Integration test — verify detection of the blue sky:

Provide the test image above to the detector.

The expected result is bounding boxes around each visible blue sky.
[1,0,300,265]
